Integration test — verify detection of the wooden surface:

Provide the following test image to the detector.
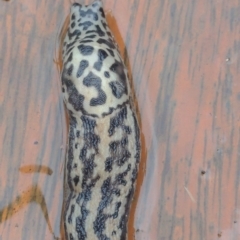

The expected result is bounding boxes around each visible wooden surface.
[1,0,240,239]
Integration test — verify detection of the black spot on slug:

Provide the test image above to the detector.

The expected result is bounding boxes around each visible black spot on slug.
[83,72,106,106]
[80,9,98,21]
[73,175,79,186]
[79,21,93,30]
[67,52,73,62]
[93,49,108,71]
[78,44,94,56]
[98,49,108,61]
[105,157,114,172]
[104,71,110,78]
[99,8,105,18]
[93,62,102,71]
[67,64,73,76]
[77,60,89,78]
[71,13,75,20]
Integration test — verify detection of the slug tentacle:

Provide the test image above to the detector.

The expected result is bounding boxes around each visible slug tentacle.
[61,1,141,240]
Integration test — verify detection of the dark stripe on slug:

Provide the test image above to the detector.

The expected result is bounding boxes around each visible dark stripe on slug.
[86,25,105,36]
[101,20,107,29]
[76,216,87,240]
[66,120,76,191]
[80,39,94,44]
[119,186,134,239]
[68,204,75,224]
[66,40,75,51]
[113,202,121,219]
[106,48,114,57]
[93,177,113,239]
[97,38,115,49]
[67,52,73,62]
[106,31,113,37]
[101,100,129,117]
[79,116,100,180]
[66,46,74,57]
[83,34,97,39]
[133,113,141,161]
[68,29,81,39]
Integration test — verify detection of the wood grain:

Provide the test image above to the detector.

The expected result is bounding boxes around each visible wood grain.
[1,0,240,239]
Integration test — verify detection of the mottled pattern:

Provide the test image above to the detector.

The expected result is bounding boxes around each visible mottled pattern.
[61,1,141,240]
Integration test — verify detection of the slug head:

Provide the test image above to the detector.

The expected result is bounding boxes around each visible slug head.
[70,1,105,24]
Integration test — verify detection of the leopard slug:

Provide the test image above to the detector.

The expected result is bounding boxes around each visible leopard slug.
[61,1,141,239]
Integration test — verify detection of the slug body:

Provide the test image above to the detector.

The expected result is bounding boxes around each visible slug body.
[61,1,140,239]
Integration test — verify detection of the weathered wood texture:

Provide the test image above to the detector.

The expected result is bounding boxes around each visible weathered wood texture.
[1,0,240,239]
